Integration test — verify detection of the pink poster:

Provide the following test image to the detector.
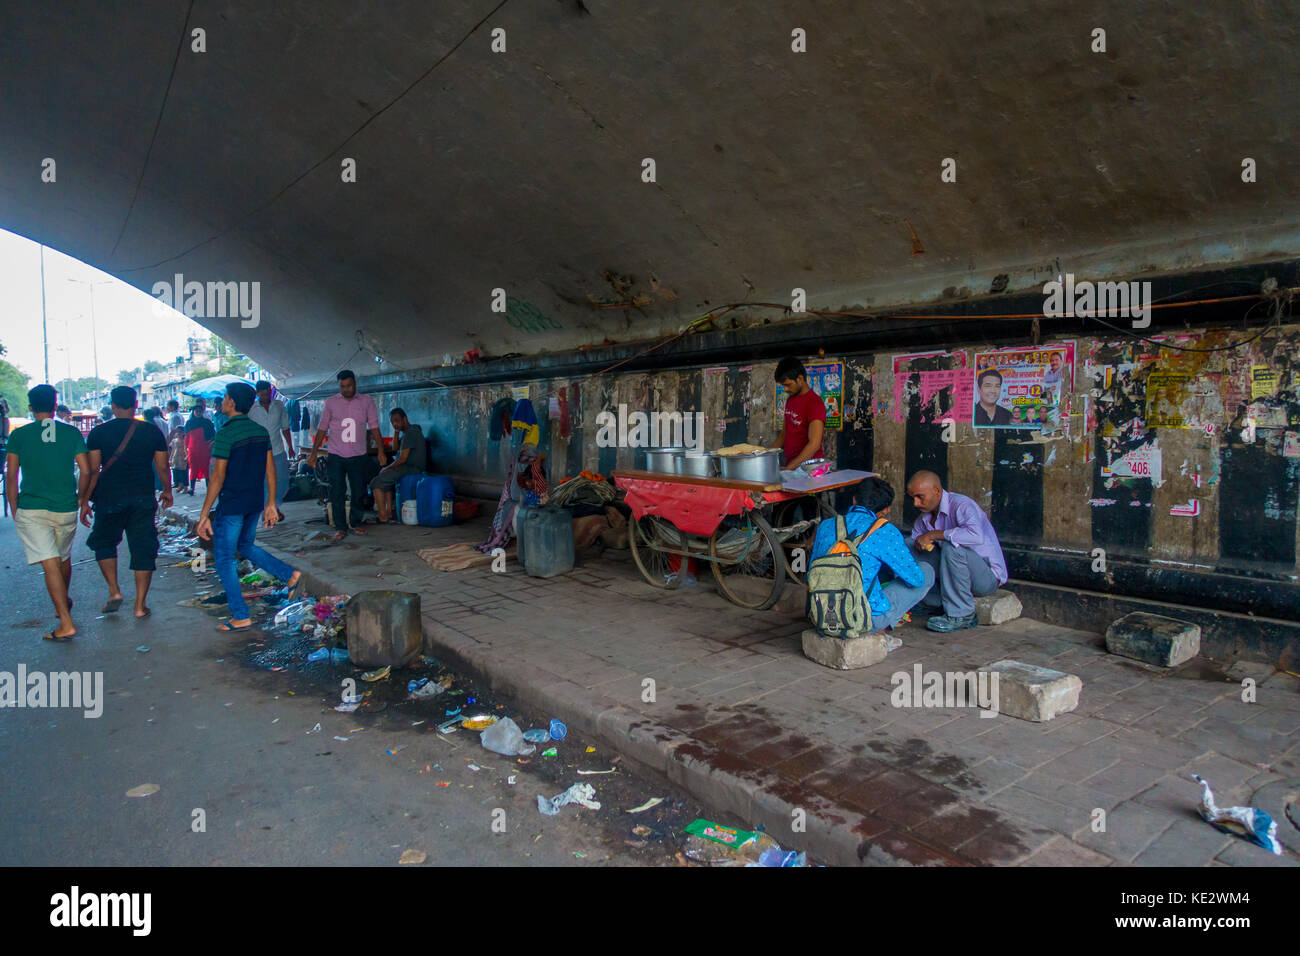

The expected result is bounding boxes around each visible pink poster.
[892,351,970,424]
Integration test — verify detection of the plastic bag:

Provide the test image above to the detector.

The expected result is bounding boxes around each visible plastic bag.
[537,782,600,815]
[481,717,536,756]
[1191,774,1282,855]
[274,600,313,628]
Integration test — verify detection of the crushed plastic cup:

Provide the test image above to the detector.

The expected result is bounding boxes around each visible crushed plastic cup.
[522,729,550,743]
[306,647,329,662]
[549,718,567,741]
[330,648,350,664]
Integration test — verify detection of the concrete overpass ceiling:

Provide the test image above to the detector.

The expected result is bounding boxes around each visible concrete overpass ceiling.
[2,1,1299,382]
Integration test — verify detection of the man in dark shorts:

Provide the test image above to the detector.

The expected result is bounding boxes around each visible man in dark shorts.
[369,408,427,524]
[82,385,170,618]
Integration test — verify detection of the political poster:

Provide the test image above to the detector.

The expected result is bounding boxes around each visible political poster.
[972,343,1075,429]
[775,361,844,431]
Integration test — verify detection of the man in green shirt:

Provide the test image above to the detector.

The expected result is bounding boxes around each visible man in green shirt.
[4,384,92,640]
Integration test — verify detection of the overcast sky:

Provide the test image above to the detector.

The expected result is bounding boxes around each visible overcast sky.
[0,227,210,389]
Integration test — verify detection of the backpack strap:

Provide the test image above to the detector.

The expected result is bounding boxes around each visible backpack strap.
[850,515,889,547]
[834,514,847,541]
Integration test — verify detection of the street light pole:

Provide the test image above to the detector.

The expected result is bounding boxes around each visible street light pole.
[40,245,49,382]
[68,278,111,388]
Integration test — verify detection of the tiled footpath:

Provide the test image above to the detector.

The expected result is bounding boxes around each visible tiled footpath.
[170,500,1300,867]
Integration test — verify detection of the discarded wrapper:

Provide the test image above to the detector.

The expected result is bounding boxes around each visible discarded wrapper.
[1190,774,1282,855]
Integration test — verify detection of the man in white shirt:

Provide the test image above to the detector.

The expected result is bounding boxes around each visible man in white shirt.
[248,381,294,515]
[165,399,186,438]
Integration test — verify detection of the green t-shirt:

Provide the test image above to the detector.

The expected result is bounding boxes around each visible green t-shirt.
[7,419,87,512]
[211,414,271,516]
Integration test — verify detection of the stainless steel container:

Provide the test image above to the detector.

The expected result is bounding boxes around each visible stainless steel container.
[718,449,781,484]
[675,451,720,478]
[643,446,687,474]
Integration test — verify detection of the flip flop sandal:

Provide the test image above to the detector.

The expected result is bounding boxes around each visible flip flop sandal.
[137,608,152,619]
[102,597,123,613]
[217,621,253,632]
[43,631,73,642]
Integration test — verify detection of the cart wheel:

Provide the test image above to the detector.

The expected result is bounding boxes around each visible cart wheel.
[629,514,677,589]
[772,500,816,586]
[709,512,786,610]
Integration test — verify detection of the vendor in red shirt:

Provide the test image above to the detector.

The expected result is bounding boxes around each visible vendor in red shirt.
[773,357,826,468]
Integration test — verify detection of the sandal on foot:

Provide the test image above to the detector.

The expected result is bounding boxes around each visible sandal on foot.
[102,597,123,613]
[43,631,74,641]
[217,620,253,632]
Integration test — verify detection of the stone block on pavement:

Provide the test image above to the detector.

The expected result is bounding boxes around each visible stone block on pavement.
[980,659,1081,722]
[1104,612,1200,667]
[801,628,888,669]
[975,589,1022,626]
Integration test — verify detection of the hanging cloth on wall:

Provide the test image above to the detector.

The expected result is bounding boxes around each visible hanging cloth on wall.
[488,397,513,442]
[511,398,540,447]
[557,386,573,440]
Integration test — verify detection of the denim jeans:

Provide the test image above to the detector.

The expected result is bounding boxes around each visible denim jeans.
[871,561,936,631]
[213,510,296,620]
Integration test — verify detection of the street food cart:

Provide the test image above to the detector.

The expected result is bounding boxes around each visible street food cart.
[612,468,874,610]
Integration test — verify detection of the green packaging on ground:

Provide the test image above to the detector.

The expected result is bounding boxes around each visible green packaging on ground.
[684,818,759,849]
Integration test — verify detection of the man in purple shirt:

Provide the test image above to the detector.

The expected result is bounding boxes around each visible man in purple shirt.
[906,470,1008,632]
[305,370,387,540]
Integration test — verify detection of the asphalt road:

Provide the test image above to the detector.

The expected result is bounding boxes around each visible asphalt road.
[0,515,696,866]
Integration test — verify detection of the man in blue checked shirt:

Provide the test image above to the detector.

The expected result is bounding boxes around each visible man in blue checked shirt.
[809,477,934,636]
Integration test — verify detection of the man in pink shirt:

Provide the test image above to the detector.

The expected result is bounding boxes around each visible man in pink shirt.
[305,370,387,540]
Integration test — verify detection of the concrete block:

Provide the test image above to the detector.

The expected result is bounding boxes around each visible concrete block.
[975,589,1022,626]
[1104,612,1200,667]
[801,629,888,669]
[980,660,1082,722]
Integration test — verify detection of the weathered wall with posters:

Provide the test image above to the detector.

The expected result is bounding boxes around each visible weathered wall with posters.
[361,323,1300,629]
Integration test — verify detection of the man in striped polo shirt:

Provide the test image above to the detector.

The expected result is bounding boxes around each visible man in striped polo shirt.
[196,381,300,632]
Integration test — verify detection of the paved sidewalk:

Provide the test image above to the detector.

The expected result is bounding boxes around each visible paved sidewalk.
[170,499,1300,867]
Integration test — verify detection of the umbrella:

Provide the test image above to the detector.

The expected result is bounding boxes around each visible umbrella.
[181,374,253,401]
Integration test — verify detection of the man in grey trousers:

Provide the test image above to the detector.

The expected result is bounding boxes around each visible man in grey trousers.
[906,470,1007,633]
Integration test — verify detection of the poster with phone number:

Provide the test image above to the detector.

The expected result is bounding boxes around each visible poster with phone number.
[774,361,844,431]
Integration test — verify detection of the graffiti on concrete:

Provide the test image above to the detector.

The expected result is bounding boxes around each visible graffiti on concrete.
[506,296,562,334]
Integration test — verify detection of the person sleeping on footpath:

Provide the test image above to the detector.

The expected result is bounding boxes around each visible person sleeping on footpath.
[905,470,1008,633]
[808,476,935,648]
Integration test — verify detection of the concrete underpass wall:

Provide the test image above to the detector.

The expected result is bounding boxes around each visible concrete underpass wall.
[360,323,1300,647]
